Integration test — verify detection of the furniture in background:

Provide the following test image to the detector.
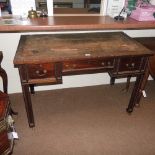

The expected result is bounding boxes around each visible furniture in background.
[84,0,101,8]
[54,2,73,8]
[0,91,13,155]
[13,32,153,128]
[0,51,16,155]
[0,51,12,155]
[0,52,17,115]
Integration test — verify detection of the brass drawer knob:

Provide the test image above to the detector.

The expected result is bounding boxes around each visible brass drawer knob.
[131,63,135,67]
[101,62,105,66]
[36,70,39,74]
[108,61,111,65]
[65,64,69,68]
[126,63,129,67]
[43,69,47,73]
[35,69,47,76]
[72,64,77,68]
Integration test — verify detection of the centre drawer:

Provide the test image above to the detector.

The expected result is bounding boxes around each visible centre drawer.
[63,58,114,71]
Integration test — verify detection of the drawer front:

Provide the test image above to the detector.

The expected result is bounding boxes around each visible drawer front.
[63,58,114,71]
[118,57,144,73]
[27,63,55,79]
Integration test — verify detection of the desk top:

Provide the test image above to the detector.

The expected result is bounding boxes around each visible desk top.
[1,16,155,32]
[14,32,153,65]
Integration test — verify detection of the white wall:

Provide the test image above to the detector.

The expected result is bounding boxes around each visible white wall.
[0,29,155,94]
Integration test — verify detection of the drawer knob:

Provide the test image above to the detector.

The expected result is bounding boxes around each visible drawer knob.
[43,69,47,73]
[101,62,105,66]
[36,70,39,74]
[126,64,129,67]
[108,61,111,65]
[131,63,135,67]
[35,70,47,76]
[73,64,77,68]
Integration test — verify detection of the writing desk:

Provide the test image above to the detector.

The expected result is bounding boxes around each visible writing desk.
[13,32,153,127]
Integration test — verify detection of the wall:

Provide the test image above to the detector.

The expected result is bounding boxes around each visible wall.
[0,29,155,94]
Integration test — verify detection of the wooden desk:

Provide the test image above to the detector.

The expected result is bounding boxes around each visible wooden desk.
[0,52,16,154]
[13,32,153,127]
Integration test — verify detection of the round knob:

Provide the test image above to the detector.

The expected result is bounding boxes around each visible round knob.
[126,64,129,67]
[73,64,77,68]
[35,70,47,76]
[36,70,39,74]
[101,62,105,66]
[108,61,111,65]
[131,63,135,67]
[43,69,47,73]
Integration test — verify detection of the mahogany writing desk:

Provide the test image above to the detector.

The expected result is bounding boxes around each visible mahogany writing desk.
[13,32,153,127]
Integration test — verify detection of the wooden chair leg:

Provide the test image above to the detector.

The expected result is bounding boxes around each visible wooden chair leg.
[0,67,8,94]
[0,52,8,94]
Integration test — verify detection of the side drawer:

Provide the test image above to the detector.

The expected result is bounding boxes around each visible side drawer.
[27,63,55,79]
[21,63,62,84]
[63,58,114,71]
[116,57,146,74]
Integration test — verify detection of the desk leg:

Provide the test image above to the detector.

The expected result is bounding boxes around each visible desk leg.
[126,67,149,113]
[21,84,35,127]
[134,67,150,107]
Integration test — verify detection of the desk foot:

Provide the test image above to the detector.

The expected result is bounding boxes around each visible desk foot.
[126,108,133,114]
[135,103,140,108]
[29,123,35,128]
